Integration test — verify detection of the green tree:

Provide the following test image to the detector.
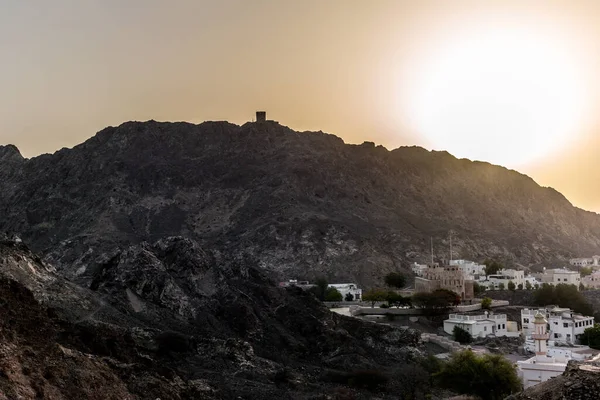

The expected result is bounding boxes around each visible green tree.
[384,272,406,289]
[507,280,516,291]
[324,287,343,302]
[581,266,593,277]
[580,283,586,291]
[363,288,388,308]
[453,325,472,344]
[310,278,329,301]
[580,324,600,349]
[533,283,593,316]
[434,350,521,400]
[525,280,532,290]
[484,260,504,276]
[498,283,505,290]
[386,291,412,308]
[517,283,523,290]
[481,297,492,309]
[534,283,540,289]
[412,289,459,315]
[344,292,354,302]
[473,281,484,296]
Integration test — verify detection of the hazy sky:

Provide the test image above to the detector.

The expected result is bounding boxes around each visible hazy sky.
[2,1,600,211]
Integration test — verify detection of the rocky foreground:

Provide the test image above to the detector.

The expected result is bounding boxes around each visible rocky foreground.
[0,234,436,399]
[2,121,600,287]
[506,358,600,400]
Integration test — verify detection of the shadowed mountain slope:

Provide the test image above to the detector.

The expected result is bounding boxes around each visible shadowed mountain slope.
[1,120,599,285]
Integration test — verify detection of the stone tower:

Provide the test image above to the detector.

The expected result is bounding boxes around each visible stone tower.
[532,311,549,361]
[256,111,266,122]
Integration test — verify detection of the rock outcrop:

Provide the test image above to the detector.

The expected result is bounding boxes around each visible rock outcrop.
[1,120,600,286]
[0,233,432,399]
[507,358,600,400]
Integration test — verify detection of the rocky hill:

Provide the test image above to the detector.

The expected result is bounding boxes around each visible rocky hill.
[0,233,431,399]
[2,120,600,286]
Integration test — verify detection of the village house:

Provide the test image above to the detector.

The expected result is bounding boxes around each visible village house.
[449,259,486,279]
[582,270,600,288]
[534,268,581,288]
[479,268,525,290]
[521,307,594,343]
[517,311,599,388]
[414,264,475,301]
[444,312,519,338]
[327,283,362,300]
[569,255,600,268]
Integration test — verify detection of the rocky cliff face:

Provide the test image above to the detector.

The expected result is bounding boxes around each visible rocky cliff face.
[0,233,431,399]
[507,358,600,400]
[1,121,600,286]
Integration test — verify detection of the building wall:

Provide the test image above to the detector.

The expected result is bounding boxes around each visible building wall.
[582,271,600,289]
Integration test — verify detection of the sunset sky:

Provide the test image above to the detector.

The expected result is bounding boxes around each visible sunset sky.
[1,1,600,211]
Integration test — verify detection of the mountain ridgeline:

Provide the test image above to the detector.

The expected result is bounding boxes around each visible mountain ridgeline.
[1,120,599,286]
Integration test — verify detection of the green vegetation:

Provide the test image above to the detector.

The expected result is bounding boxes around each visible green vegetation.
[507,280,516,291]
[481,297,492,309]
[452,326,472,344]
[533,283,593,316]
[344,292,354,301]
[362,288,388,308]
[473,281,484,296]
[386,291,411,308]
[384,272,406,289]
[309,278,330,301]
[434,350,521,400]
[580,324,600,349]
[324,287,343,302]
[525,281,532,290]
[484,259,504,276]
[581,266,593,277]
[412,289,459,315]
[517,283,523,290]
[498,283,505,290]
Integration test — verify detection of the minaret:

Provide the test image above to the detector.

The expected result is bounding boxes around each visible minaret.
[532,311,549,362]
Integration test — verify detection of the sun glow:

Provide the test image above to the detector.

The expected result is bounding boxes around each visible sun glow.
[409,26,587,167]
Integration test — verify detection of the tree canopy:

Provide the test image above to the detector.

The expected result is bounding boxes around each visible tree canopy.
[453,326,472,344]
[324,287,342,302]
[362,288,388,308]
[384,272,406,289]
[484,260,504,276]
[481,297,492,309]
[507,280,516,291]
[434,350,521,400]
[412,289,459,315]
[580,324,600,350]
[533,283,593,316]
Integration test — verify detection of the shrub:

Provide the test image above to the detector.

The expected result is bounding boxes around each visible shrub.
[481,297,492,309]
[453,326,472,344]
[325,287,343,302]
[517,283,523,290]
[380,303,390,309]
[498,283,505,290]
[344,292,354,302]
[525,281,532,290]
[507,281,516,291]
[435,350,521,400]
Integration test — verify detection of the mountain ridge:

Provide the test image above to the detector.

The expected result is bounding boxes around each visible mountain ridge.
[1,120,599,286]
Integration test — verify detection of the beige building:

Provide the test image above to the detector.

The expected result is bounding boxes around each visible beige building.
[414,264,474,301]
[582,270,600,289]
[536,268,581,288]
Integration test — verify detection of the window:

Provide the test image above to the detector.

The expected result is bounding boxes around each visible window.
[524,318,529,323]
[502,324,505,329]
[484,326,487,332]
[564,323,569,328]
[555,333,559,338]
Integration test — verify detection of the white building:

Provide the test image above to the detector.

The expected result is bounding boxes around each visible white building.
[480,268,525,290]
[524,275,542,288]
[582,270,600,289]
[537,268,581,288]
[518,311,569,389]
[569,256,600,267]
[328,283,362,301]
[444,312,519,338]
[521,307,594,343]
[449,259,486,279]
[411,262,429,277]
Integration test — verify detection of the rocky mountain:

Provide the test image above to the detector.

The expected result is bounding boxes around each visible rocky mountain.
[0,233,431,399]
[2,120,600,286]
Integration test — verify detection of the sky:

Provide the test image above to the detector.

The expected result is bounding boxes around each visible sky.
[2,1,600,211]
